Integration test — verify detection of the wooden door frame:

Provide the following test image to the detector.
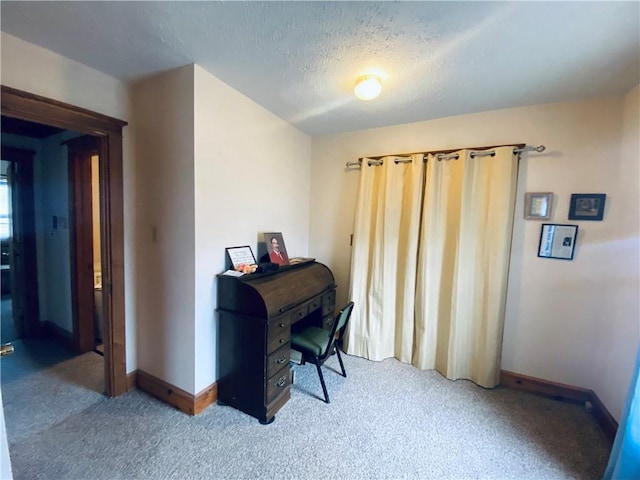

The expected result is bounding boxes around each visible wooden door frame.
[1,85,128,397]
[1,145,40,338]
[66,136,100,354]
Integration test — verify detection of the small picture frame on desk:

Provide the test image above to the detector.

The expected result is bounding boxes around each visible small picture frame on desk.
[225,245,256,270]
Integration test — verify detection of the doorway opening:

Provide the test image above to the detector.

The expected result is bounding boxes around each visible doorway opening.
[1,86,128,396]
[0,161,17,344]
[0,145,39,346]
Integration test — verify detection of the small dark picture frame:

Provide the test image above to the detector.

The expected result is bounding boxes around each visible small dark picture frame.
[568,193,606,221]
[538,223,579,260]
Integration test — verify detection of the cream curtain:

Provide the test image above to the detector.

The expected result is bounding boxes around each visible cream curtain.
[346,146,518,388]
[345,154,424,363]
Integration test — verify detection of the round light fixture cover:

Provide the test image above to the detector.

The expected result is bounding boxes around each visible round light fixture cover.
[354,75,382,101]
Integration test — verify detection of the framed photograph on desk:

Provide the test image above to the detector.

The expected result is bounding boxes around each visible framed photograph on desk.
[264,232,290,266]
[225,246,256,270]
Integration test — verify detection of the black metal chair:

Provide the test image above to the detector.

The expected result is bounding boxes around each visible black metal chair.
[290,301,354,403]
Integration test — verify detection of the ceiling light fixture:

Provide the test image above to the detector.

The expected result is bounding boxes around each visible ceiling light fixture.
[354,75,382,101]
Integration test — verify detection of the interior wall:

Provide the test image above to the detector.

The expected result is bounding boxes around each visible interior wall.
[0,132,74,333]
[0,133,47,322]
[0,32,137,373]
[0,32,137,371]
[132,66,196,393]
[588,84,640,420]
[37,132,74,332]
[193,65,311,392]
[0,33,129,120]
[310,95,637,420]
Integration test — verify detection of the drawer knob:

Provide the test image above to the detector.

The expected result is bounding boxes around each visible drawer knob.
[279,323,285,328]
[275,375,286,387]
[276,355,286,364]
[279,338,284,344]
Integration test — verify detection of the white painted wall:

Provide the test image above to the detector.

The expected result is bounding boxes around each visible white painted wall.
[1,132,75,333]
[37,132,75,332]
[131,66,195,393]
[1,32,136,371]
[310,95,639,420]
[588,85,640,420]
[0,33,129,120]
[193,65,311,392]
[1,33,310,395]
[130,64,310,394]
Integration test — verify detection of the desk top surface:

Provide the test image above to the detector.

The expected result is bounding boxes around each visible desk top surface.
[218,261,335,319]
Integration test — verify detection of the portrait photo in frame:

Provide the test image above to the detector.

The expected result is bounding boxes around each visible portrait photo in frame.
[568,193,606,221]
[537,223,578,261]
[524,192,553,220]
[263,232,290,266]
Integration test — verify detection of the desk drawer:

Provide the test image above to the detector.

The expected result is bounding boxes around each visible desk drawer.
[322,290,336,306]
[268,315,290,337]
[266,367,291,404]
[291,305,308,323]
[322,303,334,316]
[264,387,290,423]
[267,330,289,355]
[308,296,321,313]
[267,344,290,378]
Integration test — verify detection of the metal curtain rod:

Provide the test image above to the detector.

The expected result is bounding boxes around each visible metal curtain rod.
[345,144,546,168]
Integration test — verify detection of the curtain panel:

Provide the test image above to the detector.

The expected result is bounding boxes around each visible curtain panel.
[346,147,518,388]
[346,154,424,363]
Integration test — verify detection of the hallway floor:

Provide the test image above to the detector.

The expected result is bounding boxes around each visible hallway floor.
[1,337,105,444]
[1,296,17,344]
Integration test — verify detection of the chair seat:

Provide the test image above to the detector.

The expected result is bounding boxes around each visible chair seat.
[291,326,330,356]
[290,301,354,403]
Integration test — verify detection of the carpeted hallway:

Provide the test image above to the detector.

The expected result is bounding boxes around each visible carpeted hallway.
[1,338,611,480]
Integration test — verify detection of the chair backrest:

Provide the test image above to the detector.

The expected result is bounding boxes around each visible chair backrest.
[320,301,354,361]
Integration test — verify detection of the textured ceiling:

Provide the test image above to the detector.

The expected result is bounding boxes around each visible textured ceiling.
[1,1,638,136]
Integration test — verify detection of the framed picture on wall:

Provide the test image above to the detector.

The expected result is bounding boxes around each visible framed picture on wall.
[568,193,606,221]
[537,224,578,260]
[524,192,553,220]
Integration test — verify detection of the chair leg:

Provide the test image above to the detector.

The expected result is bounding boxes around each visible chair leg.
[314,360,330,404]
[335,345,347,378]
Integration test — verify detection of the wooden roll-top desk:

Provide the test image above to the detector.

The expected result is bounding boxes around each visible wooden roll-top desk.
[217,261,336,424]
